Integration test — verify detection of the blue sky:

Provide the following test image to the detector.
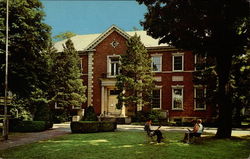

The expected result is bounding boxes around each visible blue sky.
[41,0,147,37]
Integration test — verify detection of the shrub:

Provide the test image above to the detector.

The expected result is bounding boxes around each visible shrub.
[9,120,47,132]
[52,110,70,123]
[34,101,53,126]
[71,121,117,133]
[83,106,98,121]
[133,110,161,123]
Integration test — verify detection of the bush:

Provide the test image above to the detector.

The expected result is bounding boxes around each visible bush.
[9,120,48,132]
[52,110,71,123]
[71,121,117,133]
[83,106,98,121]
[133,110,161,123]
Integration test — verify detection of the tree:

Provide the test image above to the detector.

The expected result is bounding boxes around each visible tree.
[0,0,51,97]
[53,31,76,42]
[137,0,249,138]
[193,53,250,126]
[116,34,155,113]
[49,39,86,114]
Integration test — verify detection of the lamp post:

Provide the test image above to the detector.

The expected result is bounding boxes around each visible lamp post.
[2,0,9,141]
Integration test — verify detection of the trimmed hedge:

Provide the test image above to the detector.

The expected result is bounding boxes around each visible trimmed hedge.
[9,120,53,132]
[70,121,117,133]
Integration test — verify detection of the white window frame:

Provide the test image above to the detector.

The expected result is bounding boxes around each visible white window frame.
[151,55,162,72]
[172,53,184,72]
[194,86,206,110]
[152,86,162,110]
[172,85,184,110]
[194,54,206,71]
[107,55,120,78]
[55,102,64,109]
[80,57,83,73]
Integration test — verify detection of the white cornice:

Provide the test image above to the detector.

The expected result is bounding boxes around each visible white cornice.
[84,25,131,51]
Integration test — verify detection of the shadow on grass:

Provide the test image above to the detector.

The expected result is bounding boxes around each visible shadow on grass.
[0,131,249,159]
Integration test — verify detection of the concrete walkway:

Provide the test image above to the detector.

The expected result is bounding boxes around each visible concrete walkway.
[117,125,250,136]
[0,124,70,150]
[0,124,249,150]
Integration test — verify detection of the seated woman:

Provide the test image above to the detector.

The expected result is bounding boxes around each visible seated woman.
[144,119,164,143]
[183,119,203,143]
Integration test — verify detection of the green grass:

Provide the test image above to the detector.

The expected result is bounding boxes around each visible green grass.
[0,131,249,159]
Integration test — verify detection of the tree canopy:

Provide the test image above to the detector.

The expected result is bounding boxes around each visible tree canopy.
[0,0,51,97]
[116,34,155,112]
[53,31,77,42]
[137,0,249,138]
[49,39,86,110]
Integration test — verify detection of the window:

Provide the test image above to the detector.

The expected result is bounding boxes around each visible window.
[172,54,184,71]
[152,89,161,109]
[109,90,120,96]
[54,102,63,109]
[108,56,120,77]
[194,87,206,110]
[79,58,83,73]
[151,56,162,72]
[172,87,183,110]
[195,54,205,71]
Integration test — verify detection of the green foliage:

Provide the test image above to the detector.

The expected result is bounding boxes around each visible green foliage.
[53,31,77,41]
[70,121,117,133]
[133,110,161,123]
[0,0,51,97]
[83,106,98,121]
[52,109,70,123]
[49,39,86,110]
[193,53,250,126]
[9,120,48,132]
[116,34,155,110]
[137,0,249,138]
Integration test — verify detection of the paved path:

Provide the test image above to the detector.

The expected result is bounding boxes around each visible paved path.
[0,124,249,150]
[0,124,70,150]
[117,125,250,136]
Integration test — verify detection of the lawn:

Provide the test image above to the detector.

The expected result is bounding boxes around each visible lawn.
[0,131,249,159]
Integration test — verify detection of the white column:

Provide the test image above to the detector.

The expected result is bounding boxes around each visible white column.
[121,105,126,117]
[101,86,105,115]
[87,52,94,106]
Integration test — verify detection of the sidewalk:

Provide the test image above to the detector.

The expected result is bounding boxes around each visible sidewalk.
[0,124,70,150]
[0,124,249,150]
[117,124,250,136]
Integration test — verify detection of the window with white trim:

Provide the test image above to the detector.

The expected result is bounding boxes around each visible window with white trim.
[172,54,184,71]
[151,56,162,72]
[54,102,64,109]
[152,89,161,109]
[172,87,183,110]
[79,58,83,73]
[194,54,205,71]
[108,56,120,77]
[194,87,206,110]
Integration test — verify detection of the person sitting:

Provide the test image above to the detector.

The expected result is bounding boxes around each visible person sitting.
[183,119,204,143]
[144,119,164,143]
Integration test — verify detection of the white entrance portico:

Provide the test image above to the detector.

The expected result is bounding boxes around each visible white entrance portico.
[101,79,126,117]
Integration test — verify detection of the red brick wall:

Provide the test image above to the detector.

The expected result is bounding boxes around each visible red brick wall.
[92,31,128,114]
[149,50,215,120]
[81,30,215,120]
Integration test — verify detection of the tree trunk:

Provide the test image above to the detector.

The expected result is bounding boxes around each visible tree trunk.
[215,54,233,138]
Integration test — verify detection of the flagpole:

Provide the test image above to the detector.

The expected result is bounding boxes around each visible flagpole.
[3,0,9,141]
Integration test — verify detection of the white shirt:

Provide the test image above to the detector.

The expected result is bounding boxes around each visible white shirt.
[197,123,203,133]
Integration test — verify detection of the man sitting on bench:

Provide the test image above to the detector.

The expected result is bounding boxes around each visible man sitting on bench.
[144,119,164,143]
[183,119,203,143]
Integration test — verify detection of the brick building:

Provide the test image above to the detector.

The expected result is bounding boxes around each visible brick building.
[54,25,216,123]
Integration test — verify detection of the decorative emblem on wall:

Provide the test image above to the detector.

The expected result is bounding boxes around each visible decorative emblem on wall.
[110,39,119,48]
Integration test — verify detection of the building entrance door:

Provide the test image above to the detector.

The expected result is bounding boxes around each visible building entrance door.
[107,89,121,116]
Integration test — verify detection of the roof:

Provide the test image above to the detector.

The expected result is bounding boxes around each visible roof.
[54,25,170,52]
